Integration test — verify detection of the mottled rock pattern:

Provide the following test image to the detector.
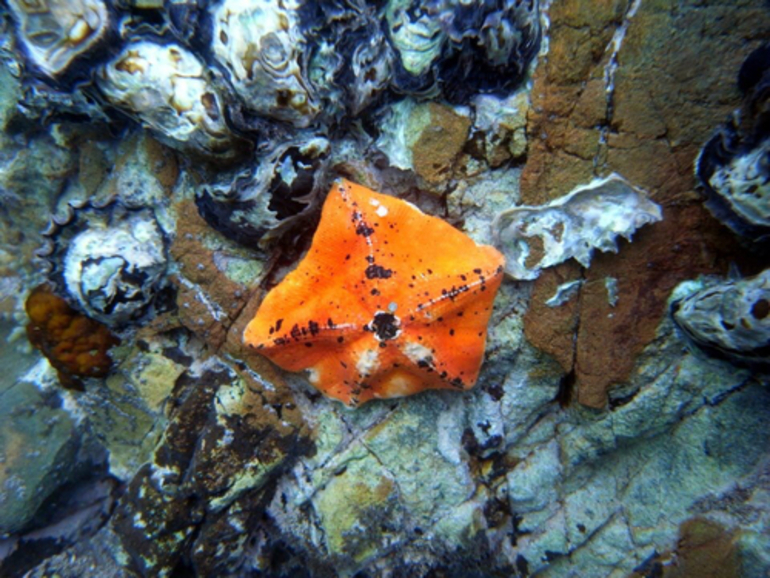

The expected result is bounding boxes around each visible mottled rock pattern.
[521,0,770,407]
[170,199,258,351]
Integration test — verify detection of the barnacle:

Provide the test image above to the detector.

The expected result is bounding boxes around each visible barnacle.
[196,137,331,247]
[6,0,111,78]
[695,42,770,247]
[40,203,170,328]
[96,40,246,161]
[210,0,320,127]
[671,270,770,369]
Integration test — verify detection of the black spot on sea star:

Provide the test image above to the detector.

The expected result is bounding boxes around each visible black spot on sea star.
[365,264,393,279]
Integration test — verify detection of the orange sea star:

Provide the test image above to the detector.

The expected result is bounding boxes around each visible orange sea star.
[244,179,505,406]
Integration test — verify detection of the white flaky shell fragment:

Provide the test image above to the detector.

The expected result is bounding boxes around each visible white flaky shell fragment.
[63,211,167,326]
[671,269,770,368]
[6,0,110,77]
[211,0,319,127]
[492,174,662,280]
[95,40,240,160]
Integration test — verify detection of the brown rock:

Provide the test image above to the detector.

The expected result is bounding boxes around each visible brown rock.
[169,200,252,350]
[665,518,740,578]
[523,262,582,375]
[412,103,472,185]
[520,0,770,407]
[629,518,742,578]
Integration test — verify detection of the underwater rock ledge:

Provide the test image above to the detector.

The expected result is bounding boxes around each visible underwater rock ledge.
[0,0,769,577]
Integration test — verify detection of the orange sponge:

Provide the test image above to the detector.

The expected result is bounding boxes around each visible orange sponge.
[26,284,120,390]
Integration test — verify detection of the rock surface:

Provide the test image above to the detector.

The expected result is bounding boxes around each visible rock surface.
[0,1,768,576]
[520,0,770,408]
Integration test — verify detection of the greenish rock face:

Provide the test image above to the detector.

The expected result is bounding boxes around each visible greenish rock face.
[0,58,20,131]
[79,346,183,481]
[314,450,402,564]
[0,360,82,536]
[361,399,476,527]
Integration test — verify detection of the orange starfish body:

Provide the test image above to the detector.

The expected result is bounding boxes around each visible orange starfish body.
[243,179,506,406]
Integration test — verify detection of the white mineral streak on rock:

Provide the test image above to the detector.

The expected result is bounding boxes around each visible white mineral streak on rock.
[596,0,642,168]
[176,276,229,323]
[492,174,662,280]
[545,279,584,307]
[603,0,642,98]
[605,276,619,307]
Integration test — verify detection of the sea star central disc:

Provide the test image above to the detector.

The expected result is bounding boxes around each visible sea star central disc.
[243,179,505,406]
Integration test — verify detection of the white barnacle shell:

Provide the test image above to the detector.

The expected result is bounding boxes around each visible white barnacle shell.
[95,40,240,160]
[6,0,111,77]
[671,269,770,368]
[492,174,663,280]
[707,138,770,233]
[349,27,393,114]
[210,0,319,127]
[63,211,167,326]
[385,0,446,77]
[196,135,330,247]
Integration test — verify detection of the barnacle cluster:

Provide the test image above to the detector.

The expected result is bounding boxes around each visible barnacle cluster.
[6,0,540,155]
[4,0,542,333]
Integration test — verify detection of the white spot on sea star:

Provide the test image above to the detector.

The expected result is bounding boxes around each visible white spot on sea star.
[356,349,380,377]
[403,341,432,364]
